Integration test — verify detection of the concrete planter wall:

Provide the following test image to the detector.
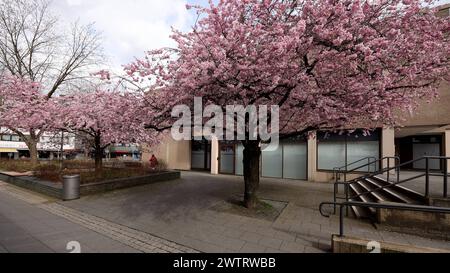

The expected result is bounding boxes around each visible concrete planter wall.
[0,171,180,200]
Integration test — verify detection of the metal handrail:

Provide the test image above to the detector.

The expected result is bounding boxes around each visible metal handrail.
[333,156,400,213]
[333,156,449,216]
[346,156,448,198]
[334,157,400,185]
[333,157,377,172]
[346,157,399,174]
[319,201,450,237]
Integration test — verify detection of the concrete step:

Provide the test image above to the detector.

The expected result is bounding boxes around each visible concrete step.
[366,177,420,205]
[372,176,426,204]
[361,179,404,203]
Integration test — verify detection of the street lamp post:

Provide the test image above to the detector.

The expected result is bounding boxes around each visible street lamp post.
[60,130,64,170]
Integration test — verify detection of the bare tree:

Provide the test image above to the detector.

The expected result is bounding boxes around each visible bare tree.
[0,0,104,165]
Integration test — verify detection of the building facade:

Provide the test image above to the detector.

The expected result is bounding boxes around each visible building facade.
[0,129,79,160]
[143,5,450,182]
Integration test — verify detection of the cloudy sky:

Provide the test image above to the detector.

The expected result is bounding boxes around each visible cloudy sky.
[52,0,450,72]
[52,0,211,72]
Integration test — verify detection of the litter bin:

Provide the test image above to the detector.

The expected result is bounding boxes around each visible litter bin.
[62,175,80,201]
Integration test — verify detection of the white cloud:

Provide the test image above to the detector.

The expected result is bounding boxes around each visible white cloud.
[52,0,196,72]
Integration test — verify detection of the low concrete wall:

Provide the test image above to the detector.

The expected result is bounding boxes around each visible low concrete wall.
[0,171,181,200]
[332,235,449,253]
[80,172,181,195]
[429,197,450,208]
[0,173,62,199]
[377,202,450,240]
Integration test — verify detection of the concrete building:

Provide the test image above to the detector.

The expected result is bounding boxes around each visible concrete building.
[143,5,450,183]
[0,129,79,160]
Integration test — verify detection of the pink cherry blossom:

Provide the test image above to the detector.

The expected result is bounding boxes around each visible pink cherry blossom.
[124,0,449,208]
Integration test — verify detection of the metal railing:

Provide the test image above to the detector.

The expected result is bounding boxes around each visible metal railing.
[319,201,450,237]
[333,156,400,185]
[333,156,450,216]
[333,156,400,213]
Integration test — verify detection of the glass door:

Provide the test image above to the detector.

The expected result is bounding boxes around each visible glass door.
[219,142,235,174]
[191,140,211,171]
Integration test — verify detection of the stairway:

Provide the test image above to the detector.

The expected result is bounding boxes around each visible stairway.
[348,176,427,219]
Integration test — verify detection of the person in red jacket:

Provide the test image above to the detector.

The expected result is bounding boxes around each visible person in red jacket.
[149,154,159,170]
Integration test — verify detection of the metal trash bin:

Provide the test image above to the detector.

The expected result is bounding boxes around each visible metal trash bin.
[62,175,80,201]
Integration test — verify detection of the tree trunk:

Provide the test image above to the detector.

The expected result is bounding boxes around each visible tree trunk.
[243,140,261,209]
[94,135,103,172]
[28,140,39,167]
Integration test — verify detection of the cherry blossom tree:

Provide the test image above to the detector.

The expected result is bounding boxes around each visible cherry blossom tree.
[60,90,157,171]
[126,0,449,208]
[0,76,60,165]
[0,0,104,163]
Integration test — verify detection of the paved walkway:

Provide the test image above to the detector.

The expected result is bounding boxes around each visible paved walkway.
[0,182,196,253]
[1,172,449,253]
[387,171,449,198]
[59,172,450,253]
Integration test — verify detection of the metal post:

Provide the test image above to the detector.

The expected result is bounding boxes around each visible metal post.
[345,184,349,217]
[387,157,390,182]
[334,183,337,214]
[444,158,448,198]
[425,157,430,198]
[339,205,345,237]
[60,131,64,170]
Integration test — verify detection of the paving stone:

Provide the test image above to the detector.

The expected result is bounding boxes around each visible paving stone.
[223,228,245,239]
[280,241,306,253]
[240,231,263,244]
[258,237,283,249]
[240,242,266,253]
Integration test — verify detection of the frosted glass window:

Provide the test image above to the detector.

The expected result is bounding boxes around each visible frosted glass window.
[220,145,235,174]
[262,145,283,178]
[283,144,307,180]
[191,151,206,169]
[347,141,380,172]
[318,142,346,171]
[413,144,441,170]
[235,144,244,176]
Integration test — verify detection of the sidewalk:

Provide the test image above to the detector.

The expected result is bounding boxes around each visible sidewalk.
[1,173,449,253]
[0,182,196,253]
[0,184,139,253]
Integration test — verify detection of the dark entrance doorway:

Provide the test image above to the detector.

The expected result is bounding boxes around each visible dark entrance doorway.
[191,139,211,171]
[396,135,443,171]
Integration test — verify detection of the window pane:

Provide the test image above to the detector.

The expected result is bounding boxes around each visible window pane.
[283,143,307,180]
[318,142,346,171]
[1,135,11,141]
[220,145,235,174]
[347,141,380,172]
[11,135,20,142]
[235,144,244,176]
[191,141,206,169]
[413,143,441,170]
[262,145,283,178]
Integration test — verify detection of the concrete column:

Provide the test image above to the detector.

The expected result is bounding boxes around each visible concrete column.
[445,130,450,173]
[211,137,219,175]
[308,131,317,182]
[382,128,396,170]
